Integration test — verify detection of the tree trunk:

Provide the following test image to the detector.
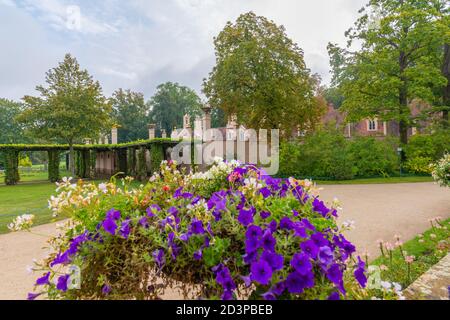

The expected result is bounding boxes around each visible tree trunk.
[399,51,409,145]
[69,141,75,177]
[442,43,450,124]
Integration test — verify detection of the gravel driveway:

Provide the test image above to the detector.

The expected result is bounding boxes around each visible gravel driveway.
[0,182,448,300]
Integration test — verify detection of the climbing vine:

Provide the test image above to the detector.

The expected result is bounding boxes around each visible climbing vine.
[126,148,136,176]
[150,144,164,174]
[48,150,60,182]
[137,147,147,180]
[4,149,20,185]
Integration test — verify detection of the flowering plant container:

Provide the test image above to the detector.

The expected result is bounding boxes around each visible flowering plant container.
[29,159,369,300]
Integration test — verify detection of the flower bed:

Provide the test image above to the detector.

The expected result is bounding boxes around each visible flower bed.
[28,160,369,300]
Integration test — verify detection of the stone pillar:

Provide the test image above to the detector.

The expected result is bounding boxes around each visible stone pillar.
[148,124,156,139]
[111,126,118,144]
[161,129,167,138]
[202,105,212,131]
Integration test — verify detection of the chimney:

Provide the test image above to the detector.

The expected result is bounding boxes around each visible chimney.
[148,124,156,139]
[183,114,191,129]
[202,104,212,130]
[111,126,118,144]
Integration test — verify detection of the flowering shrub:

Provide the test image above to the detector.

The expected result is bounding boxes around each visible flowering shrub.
[431,154,450,187]
[28,159,370,300]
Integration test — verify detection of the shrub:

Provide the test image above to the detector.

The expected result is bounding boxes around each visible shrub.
[279,132,398,180]
[432,154,450,187]
[404,156,433,175]
[346,137,398,177]
[19,155,32,167]
[405,129,450,159]
[27,160,370,300]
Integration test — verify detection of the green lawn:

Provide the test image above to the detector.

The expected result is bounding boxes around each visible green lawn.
[0,182,62,234]
[0,167,71,185]
[316,176,433,185]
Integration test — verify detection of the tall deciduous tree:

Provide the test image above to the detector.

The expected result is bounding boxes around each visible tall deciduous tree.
[0,98,25,144]
[110,89,150,142]
[203,12,323,139]
[329,0,448,144]
[19,54,111,175]
[149,82,202,135]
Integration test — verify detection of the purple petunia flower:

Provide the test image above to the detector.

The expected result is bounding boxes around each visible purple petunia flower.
[271,281,286,296]
[152,249,166,269]
[259,187,271,199]
[106,208,121,220]
[245,237,261,254]
[102,284,111,295]
[167,206,179,217]
[146,204,161,217]
[280,217,294,230]
[260,211,271,219]
[301,218,316,231]
[67,232,88,255]
[238,207,255,226]
[311,232,330,247]
[333,235,356,260]
[179,232,191,242]
[290,253,313,275]
[243,250,258,265]
[293,223,307,238]
[190,219,205,235]
[261,251,284,271]
[268,220,277,233]
[312,198,331,218]
[261,291,276,300]
[139,216,149,228]
[354,256,367,288]
[318,246,334,267]
[193,249,203,261]
[50,251,71,267]
[27,292,42,300]
[261,230,276,252]
[285,271,314,294]
[221,290,234,300]
[119,219,131,239]
[250,259,273,285]
[245,225,262,240]
[300,240,319,258]
[35,272,50,286]
[328,292,340,300]
[102,217,118,235]
[173,187,183,198]
[241,275,252,287]
[327,263,345,294]
[56,274,70,292]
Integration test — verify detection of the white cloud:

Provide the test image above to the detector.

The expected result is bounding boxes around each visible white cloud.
[0,0,366,101]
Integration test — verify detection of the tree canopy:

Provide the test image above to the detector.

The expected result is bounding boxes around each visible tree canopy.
[329,0,449,144]
[110,89,150,142]
[0,98,25,144]
[203,11,324,139]
[18,53,112,174]
[149,82,202,135]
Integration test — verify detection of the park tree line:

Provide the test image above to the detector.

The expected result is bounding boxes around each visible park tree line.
[1,1,449,174]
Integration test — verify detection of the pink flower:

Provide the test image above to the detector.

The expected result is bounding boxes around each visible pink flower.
[405,256,415,264]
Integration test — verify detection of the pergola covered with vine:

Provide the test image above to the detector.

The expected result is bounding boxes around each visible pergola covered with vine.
[0,139,180,185]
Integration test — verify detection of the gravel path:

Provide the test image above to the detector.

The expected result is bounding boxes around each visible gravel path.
[0,182,448,300]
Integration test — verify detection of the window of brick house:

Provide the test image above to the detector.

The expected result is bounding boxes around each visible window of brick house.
[367,119,378,131]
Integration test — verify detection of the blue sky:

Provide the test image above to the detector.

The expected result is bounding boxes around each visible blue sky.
[0,0,366,101]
